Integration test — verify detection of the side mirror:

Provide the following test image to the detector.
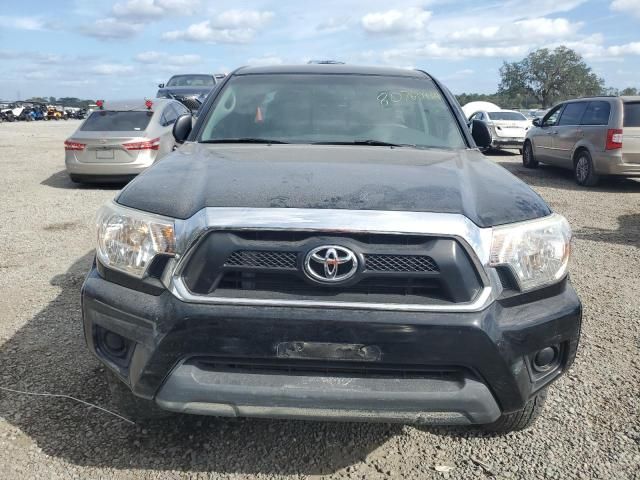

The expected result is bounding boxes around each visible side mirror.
[158,83,165,88]
[470,119,491,149]
[172,114,192,143]
[532,118,541,127]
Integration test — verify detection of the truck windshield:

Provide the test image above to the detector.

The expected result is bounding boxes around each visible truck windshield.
[167,75,215,87]
[81,111,153,131]
[198,74,466,149]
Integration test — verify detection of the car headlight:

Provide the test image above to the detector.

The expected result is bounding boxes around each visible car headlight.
[96,202,176,278]
[490,214,571,292]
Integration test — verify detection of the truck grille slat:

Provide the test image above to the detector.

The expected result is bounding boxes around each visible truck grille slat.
[222,250,439,273]
[217,271,440,297]
[365,254,439,273]
[225,250,297,269]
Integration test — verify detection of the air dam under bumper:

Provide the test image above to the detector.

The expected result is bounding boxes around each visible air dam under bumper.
[82,266,581,425]
[155,363,500,424]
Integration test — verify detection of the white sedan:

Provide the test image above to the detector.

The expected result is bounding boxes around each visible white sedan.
[468,109,531,152]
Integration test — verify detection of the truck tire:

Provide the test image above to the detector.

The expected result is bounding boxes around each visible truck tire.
[482,389,547,434]
[105,370,170,422]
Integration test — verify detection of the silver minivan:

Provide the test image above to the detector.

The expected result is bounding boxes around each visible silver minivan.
[523,96,640,186]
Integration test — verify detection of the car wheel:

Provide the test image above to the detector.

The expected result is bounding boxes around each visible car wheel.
[574,151,599,187]
[105,370,170,423]
[522,141,538,168]
[482,389,547,434]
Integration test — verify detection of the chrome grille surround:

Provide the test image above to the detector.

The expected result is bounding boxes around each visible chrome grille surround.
[162,207,495,312]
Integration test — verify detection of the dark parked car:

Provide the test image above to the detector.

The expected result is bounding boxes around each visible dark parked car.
[84,65,581,433]
[156,73,225,111]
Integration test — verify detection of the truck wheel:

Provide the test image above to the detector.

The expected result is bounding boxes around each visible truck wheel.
[522,141,538,168]
[105,370,170,422]
[574,151,599,187]
[482,389,547,434]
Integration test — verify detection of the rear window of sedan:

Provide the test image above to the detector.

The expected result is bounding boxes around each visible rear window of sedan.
[81,111,154,131]
[623,102,640,127]
[486,111,527,121]
[167,75,215,87]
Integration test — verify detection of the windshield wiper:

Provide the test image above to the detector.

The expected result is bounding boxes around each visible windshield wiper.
[200,138,289,144]
[311,140,415,147]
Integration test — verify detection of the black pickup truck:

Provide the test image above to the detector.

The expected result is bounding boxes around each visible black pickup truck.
[83,65,581,433]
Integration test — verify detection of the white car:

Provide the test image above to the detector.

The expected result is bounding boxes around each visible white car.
[468,109,531,152]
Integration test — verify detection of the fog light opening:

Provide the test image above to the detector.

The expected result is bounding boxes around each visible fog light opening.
[533,346,558,372]
[103,331,127,357]
[95,326,133,367]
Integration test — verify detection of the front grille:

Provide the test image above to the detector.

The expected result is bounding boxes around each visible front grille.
[181,230,483,304]
[364,254,438,273]
[225,250,297,269]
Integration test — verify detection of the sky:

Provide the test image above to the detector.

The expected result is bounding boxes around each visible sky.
[0,0,639,100]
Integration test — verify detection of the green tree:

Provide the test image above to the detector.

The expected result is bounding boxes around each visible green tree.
[620,87,639,96]
[498,46,604,107]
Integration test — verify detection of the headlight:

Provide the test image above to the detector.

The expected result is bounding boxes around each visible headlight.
[490,214,571,292]
[96,202,176,278]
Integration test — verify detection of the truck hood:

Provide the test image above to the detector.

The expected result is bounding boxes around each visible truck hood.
[116,144,550,228]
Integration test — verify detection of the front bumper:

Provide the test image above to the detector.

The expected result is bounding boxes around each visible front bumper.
[82,266,581,425]
[491,137,525,149]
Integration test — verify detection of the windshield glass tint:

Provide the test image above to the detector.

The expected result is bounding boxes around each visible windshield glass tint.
[81,111,153,131]
[624,103,640,127]
[167,75,215,87]
[199,74,466,149]
[487,111,527,121]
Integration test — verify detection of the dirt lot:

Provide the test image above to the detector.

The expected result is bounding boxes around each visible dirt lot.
[0,120,639,479]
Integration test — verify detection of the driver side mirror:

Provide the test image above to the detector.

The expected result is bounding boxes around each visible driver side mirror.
[158,83,165,88]
[532,118,541,127]
[172,114,192,143]
[470,119,491,149]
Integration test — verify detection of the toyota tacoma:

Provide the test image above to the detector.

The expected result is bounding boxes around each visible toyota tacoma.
[83,65,581,432]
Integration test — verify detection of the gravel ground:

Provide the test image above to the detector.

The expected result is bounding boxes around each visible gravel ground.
[0,121,639,480]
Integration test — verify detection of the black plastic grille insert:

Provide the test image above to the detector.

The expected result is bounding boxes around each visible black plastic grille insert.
[225,250,297,269]
[365,254,439,273]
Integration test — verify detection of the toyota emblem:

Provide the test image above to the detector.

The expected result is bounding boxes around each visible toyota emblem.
[304,245,358,283]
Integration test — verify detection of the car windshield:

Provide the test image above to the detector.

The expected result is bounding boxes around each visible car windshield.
[198,74,466,149]
[487,111,527,121]
[80,111,153,131]
[167,75,215,87]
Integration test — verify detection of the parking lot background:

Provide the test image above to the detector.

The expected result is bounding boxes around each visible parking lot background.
[0,121,639,479]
